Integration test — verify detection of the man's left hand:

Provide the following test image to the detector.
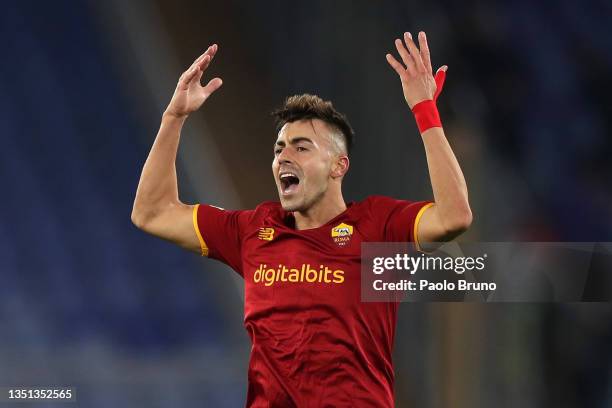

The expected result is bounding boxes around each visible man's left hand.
[386,31,447,109]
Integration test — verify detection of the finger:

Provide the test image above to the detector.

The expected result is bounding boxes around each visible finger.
[193,65,205,86]
[418,31,433,74]
[403,32,427,73]
[394,38,417,76]
[201,43,218,67]
[202,77,223,97]
[199,44,217,61]
[190,47,212,68]
[434,66,447,100]
[197,52,215,72]
[191,44,217,69]
[385,53,408,79]
[178,65,200,90]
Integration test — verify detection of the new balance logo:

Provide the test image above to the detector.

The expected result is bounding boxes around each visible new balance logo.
[258,227,275,241]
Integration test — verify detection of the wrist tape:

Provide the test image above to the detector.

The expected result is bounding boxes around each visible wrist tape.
[411,100,441,133]
[411,68,446,133]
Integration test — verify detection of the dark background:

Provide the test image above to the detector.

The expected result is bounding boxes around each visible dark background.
[1,0,611,406]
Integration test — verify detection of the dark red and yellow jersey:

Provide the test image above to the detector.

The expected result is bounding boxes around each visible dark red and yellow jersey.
[193,195,433,408]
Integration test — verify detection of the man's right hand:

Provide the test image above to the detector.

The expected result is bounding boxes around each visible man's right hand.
[132,44,223,254]
[165,44,223,118]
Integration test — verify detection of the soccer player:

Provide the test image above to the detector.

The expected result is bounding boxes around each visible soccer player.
[132,31,471,407]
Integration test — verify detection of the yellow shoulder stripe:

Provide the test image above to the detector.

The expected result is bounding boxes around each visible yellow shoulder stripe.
[192,204,209,257]
[414,202,435,252]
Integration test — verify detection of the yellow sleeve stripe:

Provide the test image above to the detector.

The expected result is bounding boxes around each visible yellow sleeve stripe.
[414,202,435,252]
[192,204,209,257]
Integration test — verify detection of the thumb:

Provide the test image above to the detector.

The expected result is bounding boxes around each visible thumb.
[434,65,448,101]
[202,77,223,97]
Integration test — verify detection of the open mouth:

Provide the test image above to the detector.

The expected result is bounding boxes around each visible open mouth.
[279,172,300,195]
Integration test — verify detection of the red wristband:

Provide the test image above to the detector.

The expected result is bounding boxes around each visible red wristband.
[411,99,442,133]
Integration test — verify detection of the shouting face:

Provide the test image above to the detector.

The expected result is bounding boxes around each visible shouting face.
[272,119,348,212]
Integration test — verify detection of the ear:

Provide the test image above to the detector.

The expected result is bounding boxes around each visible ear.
[331,155,350,179]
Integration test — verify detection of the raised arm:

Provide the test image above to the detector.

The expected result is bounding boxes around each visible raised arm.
[386,31,472,251]
[131,44,223,252]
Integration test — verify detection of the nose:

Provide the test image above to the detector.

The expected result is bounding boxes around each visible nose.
[277,148,293,164]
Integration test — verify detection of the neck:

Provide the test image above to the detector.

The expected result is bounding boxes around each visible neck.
[293,191,346,230]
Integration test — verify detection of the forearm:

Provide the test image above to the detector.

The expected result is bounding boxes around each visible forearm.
[421,126,471,230]
[132,112,188,225]
[386,31,471,243]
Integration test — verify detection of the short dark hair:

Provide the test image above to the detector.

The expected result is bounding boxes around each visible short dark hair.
[271,94,355,154]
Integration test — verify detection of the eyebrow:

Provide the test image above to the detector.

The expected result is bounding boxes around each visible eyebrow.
[274,136,314,148]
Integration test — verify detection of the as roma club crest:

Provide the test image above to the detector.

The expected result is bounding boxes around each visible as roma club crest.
[331,223,353,246]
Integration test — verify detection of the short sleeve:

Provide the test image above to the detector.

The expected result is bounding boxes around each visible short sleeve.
[367,196,434,250]
[193,204,253,276]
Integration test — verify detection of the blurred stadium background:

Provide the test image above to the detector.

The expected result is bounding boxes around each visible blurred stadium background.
[1,0,611,406]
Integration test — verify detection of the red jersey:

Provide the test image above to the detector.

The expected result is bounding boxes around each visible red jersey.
[193,195,433,407]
